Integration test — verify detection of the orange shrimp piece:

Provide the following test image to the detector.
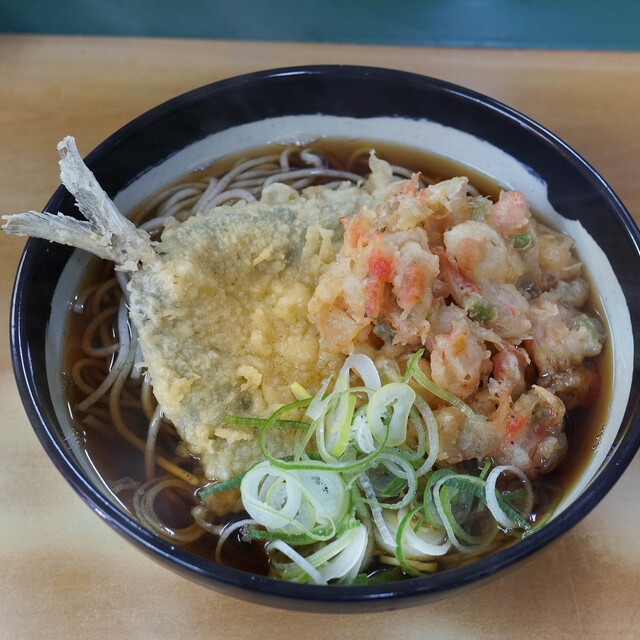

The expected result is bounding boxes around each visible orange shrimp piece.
[396,265,426,312]
[431,321,486,398]
[491,344,529,398]
[485,190,530,237]
[341,212,375,250]
[365,237,395,318]
[452,237,484,273]
[501,410,528,447]
[433,247,480,295]
[396,173,421,197]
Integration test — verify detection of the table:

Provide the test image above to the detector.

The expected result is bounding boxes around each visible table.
[1,35,639,640]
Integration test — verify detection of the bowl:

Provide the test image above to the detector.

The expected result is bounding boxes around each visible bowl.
[9,65,640,612]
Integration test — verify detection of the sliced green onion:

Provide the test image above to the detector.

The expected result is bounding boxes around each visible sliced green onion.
[198,472,245,501]
[305,378,332,420]
[573,313,606,343]
[290,382,311,400]
[318,524,368,584]
[511,229,533,249]
[316,378,357,459]
[270,539,326,584]
[214,518,256,563]
[353,566,405,585]
[469,195,492,221]
[339,353,382,393]
[485,465,533,529]
[224,414,309,430]
[479,458,494,480]
[424,469,455,530]
[404,352,483,424]
[367,382,415,446]
[412,395,439,476]
[257,397,317,463]
[366,464,407,497]
[358,473,396,548]
[430,473,532,532]
[381,405,427,466]
[467,299,496,322]
[395,505,427,576]
[263,401,391,473]
[351,408,375,454]
[272,525,368,584]
[371,453,418,511]
[439,481,484,545]
[241,460,349,536]
[244,519,359,544]
[402,349,425,384]
[432,474,495,553]
[396,506,450,573]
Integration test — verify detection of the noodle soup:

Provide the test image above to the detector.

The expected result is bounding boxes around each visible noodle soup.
[59,140,610,582]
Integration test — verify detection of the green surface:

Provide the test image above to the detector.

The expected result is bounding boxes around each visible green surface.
[1,0,638,50]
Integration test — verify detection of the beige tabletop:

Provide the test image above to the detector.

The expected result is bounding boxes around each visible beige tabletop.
[1,35,639,639]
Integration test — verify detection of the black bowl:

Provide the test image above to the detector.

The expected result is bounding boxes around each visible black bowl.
[10,66,640,612]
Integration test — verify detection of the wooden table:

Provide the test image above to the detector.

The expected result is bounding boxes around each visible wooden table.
[1,35,639,639]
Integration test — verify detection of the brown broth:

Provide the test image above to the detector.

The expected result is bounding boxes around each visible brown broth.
[63,139,612,578]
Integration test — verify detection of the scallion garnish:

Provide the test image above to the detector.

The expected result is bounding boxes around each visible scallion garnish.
[468,299,496,322]
[511,229,533,249]
[207,352,541,584]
